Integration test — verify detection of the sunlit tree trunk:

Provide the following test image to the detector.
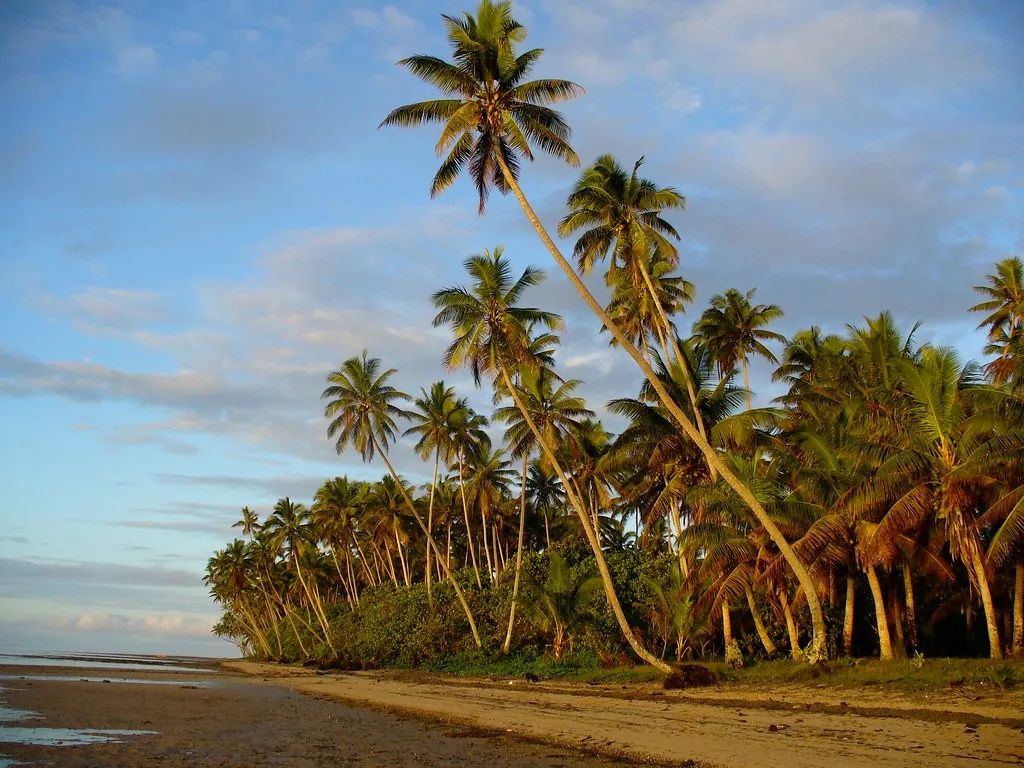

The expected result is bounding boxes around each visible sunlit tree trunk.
[503,452,530,653]
[843,573,856,657]
[457,452,482,588]
[746,585,777,656]
[902,562,918,652]
[866,565,894,660]
[1012,558,1023,658]
[780,588,802,660]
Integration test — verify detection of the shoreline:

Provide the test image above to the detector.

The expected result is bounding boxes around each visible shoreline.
[2,659,1022,767]
[223,660,1024,767]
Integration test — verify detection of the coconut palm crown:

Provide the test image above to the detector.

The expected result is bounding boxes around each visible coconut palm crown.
[379,0,583,211]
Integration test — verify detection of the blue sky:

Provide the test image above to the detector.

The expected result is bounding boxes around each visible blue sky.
[1,0,1020,656]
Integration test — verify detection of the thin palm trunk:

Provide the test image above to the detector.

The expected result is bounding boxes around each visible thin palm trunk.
[1013,558,1023,658]
[902,562,918,652]
[503,452,530,653]
[458,452,483,588]
[779,588,801,660]
[843,572,856,657]
[426,451,440,603]
[890,583,906,658]
[496,158,827,661]
[722,602,734,658]
[372,436,482,648]
[499,367,671,672]
[395,526,411,587]
[970,548,1003,659]
[741,358,753,412]
[866,565,894,660]
[635,255,711,458]
[480,506,494,579]
[745,585,777,656]
[293,556,335,653]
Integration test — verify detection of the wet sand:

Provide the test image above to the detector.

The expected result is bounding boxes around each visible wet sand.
[0,663,641,767]
[3,661,1024,768]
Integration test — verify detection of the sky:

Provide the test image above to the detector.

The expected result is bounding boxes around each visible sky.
[0,0,1020,657]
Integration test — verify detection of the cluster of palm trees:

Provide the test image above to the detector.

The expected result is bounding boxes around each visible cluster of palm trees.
[206,1,1023,669]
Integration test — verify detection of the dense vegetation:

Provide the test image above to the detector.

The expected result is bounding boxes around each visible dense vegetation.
[206,1,1024,673]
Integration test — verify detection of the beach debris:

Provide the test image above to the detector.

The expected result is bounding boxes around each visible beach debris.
[524,672,540,682]
[767,724,790,733]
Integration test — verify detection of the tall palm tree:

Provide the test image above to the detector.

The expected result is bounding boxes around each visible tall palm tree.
[386,0,827,662]
[494,365,592,652]
[448,397,491,586]
[433,248,671,670]
[405,381,463,600]
[557,154,707,446]
[232,506,260,539]
[322,351,482,646]
[696,288,786,411]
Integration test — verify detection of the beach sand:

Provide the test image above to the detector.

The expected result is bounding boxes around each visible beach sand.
[3,660,1023,767]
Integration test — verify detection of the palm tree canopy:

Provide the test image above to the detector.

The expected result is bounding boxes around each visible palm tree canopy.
[380,0,582,212]
[322,351,412,462]
[432,246,563,384]
[695,288,786,377]
[558,153,686,278]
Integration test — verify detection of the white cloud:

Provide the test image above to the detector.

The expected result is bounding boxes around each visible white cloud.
[116,43,157,75]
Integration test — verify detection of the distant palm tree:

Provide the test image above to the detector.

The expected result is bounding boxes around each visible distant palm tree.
[494,365,592,651]
[405,381,463,600]
[322,351,482,647]
[971,257,1023,385]
[696,288,786,411]
[232,507,260,539]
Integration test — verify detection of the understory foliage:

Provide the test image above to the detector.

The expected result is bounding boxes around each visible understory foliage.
[207,1,1024,670]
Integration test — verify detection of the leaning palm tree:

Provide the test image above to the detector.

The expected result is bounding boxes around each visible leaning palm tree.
[696,288,786,411]
[494,364,592,652]
[433,248,671,670]
[385,0,829,660]
[321,351,482,647]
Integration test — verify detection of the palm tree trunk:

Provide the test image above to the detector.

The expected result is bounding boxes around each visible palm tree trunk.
[480,506,494,579]
[395,526,411,587]
[372,437,482,648]
[969,547,1003,659]
[741,358,753,412]
[745,585,777,656]
[779,588,802,660]
[426,450,440,604]
[866,565,894,660]
[843,572,856,657]
[543,509,551,549]
[293,557,335,653]
[890,584,906,658]
[497,158,828,662]
[499,367,671,672]
[635,256,712,455]
[902,562,918,652]
[503,452,530,653]
[457,452,483,588]
[1013,558,1023,658]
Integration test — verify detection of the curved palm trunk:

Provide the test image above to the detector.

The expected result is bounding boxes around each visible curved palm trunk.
[779,588,802,660]
[745,585,777,656]
[372,437,482,648]
[503,452,530,653]
[969,548,1003,659]
[499,368,671,672]
[457,451,483,588]
[235,599,273,658]
[866,565,894,660]
[497,159,827,662]
[293,557,335,653]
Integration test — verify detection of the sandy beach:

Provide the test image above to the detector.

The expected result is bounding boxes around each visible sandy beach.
[2,660,1023,767]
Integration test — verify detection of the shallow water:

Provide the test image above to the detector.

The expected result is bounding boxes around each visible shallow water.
[0,674,212,687]
[0,653,218,674]
[0,726,158,746]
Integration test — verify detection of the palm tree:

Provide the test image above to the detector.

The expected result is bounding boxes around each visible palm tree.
[386,0,829,661]
[494,365,592,652]
[263,498,334,652]
[433,248,672,670]
[232,507,260,539]
[405,381,463,600]
[971,256,1023,385]
[526,552,602,659]
[696,288,786,411]
[322,351,482,647]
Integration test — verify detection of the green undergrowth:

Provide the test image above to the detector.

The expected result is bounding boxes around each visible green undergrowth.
[422,650,663,684]
[712,657,1023,691]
